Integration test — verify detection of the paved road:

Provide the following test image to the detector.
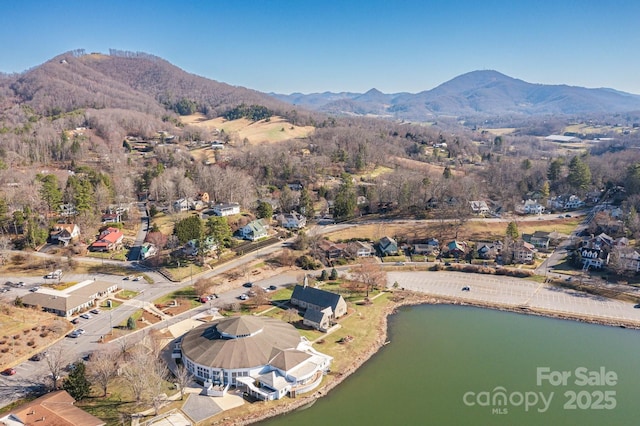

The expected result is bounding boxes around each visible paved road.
[388,271,640,325]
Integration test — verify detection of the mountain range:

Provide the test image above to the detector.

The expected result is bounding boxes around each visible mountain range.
[271,70,640,120]
[3,51,640,123]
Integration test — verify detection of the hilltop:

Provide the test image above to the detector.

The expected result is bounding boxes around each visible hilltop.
[272,70,640,120]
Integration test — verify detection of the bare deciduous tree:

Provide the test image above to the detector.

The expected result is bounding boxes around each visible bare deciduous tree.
[87,347,119,397]
[44,346,69,390]
[353,258,387,298]
[173,363,193,400]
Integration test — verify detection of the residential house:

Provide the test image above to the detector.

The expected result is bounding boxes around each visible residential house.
[212,202,241,217]
[101,212,121,224]
[378,236,399,256]
[140,242,158,259]
[512,241,535,264]
[547,194,584,211]
[469,200,490,215]
[59,203,77,217]
[173,198,190,212]
[317,239,347,260]
[523,199,545,215]
[277,212,307,229]
[0,390,105,426]
[290,284,347,320]
[347,241,375,257]
[89,227,124,252]
[579,233,614,269]
[611,247,640,273]
[476,241,502,260]
[446,240,467,258]
[525,231,551,249]
[50,224,80,246]
[239,219,268,241]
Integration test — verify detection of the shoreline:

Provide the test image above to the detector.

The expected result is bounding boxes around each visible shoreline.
[214,290,640,426]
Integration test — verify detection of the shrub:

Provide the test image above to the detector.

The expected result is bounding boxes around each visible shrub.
[40,332,49,338]
[27,340,35,346]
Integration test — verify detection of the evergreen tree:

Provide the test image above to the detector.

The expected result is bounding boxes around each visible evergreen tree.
[62,362,91,401]
[298,187,315,219]
[319,269,328,281]
[330,268,339,280]
[506,221,519,239]
[547,159,563,182]
[443,166,452,179]
[127,316,137,330]
[206,216,232,254]
[37,174,63,213]
[334,175,357,219]
[567,155,591,192]
[174,215,203,244]
[256,201,273,219]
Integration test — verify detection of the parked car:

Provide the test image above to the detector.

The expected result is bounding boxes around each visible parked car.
[90,309,100,315]
[71,318,80,324]
[565,214,572,218]
[239,293,249,300]
[80,313,92,319]
[124,275,135,280]
[29,286,40,292]
[133,276,143,281]
[243,282,253,288]
[634,304,640,309]
[461,286,470,291]
[29,351,48,361]
[268,285,277,291]
[2,368,16,376]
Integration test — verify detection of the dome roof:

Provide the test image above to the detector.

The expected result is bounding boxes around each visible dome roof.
[181,316,302,370]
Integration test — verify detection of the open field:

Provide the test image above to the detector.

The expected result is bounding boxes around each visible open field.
[180,114,315,145]
[391,156,464,177]
[326,217,577,243]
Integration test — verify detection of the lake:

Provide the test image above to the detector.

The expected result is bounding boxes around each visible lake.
[259,305,640,426]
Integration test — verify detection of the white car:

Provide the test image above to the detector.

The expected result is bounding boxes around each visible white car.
[133,276,143,281]
[80,313,92,319]
[239,294,249,300]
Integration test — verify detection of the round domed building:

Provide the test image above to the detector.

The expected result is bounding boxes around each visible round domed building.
[179,315,332,400]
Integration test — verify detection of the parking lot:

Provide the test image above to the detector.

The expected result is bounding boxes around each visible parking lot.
[388,271,640,325]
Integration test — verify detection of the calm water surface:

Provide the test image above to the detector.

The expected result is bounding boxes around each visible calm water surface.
[260,305,640,426]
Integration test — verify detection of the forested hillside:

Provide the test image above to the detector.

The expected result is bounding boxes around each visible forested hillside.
[2,50,640,254]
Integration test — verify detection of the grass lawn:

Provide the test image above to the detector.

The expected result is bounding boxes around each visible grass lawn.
[153,287,198,306]
[85,251,128,261]
[100,299,122,309]
[43,281,79,291]
[380,255,407,263]
[117,290,139,299]
[161,263,207,281]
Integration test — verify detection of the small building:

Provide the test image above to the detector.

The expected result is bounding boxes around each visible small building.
[89,227,124,252]
[277,212,307,229]
[378,236,399,256]
[50,224,80,246]
[469,200,490,215]
[0,390,105,426]
[544,134,582,143]
[140,242,158,259]
[446,240,467,258]
[239,219,268,241]
[476,241,502,260]
[212,202,241,217]
[290,284,347,320]
[347,241,375,257]
[317,240,347,260]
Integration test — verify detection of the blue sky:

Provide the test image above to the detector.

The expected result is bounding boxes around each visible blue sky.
[2,0,640,94]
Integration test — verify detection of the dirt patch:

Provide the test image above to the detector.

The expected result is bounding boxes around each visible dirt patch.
[160,299,193,316]
[0,303,72,369]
